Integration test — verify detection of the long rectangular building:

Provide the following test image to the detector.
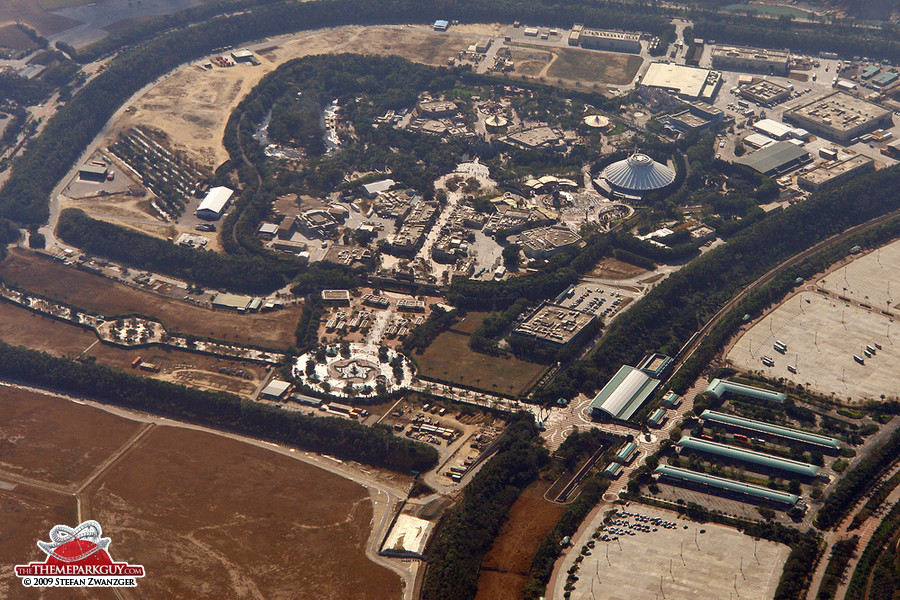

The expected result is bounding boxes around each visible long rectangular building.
[705,378,787,403]
[711,45,789,75]
[797,155,874,191]
[676,436,821,478]
[590,365,660,421]
[700,410,841,451]
[654,465,799,506]
[783,92,893,144]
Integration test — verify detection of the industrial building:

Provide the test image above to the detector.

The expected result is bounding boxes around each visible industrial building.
[662,391,682,408]
[579,28,641,53]
[603,462,624,478]
[654,465,799,507]
[647,408,667,428]
[380,514,433,559]
[517,225,582,258]
[433,19,449,31]
[743,133,776,149]
[641,63,721,101]
[739,79,792,105]
[260,379,291,399]
[752,119,797,141]
[797,155,874,191]
[598,153,676,196]
[783,92,893,144]
[699,410,841,452]
[873,70,899,88]
[589,365,661,421]
[676,436,821,478]
[736,141,811,176]
[211,292,254,312]
[704,378,787,403]
[321,289,351,305]
[361,178,396,198]
[197,186,234,220]
[512,302,595,346]
[664,102,724,134]
[711,45,789,75]
[79,163,109,182]
[615,441,639,464]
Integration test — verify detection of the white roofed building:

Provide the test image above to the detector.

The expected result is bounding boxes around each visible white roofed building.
[197,186,234,220]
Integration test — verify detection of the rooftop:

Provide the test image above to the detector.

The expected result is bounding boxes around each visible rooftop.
[700,410,841,450]
[654,465,799,506]
[590,365,660,421]
[799,155,873,186]
[601,153,675,193]
[711,45,790,62]
[641,63,714,99]
[512,302,594,346]
[785,92,892,135]
[741,79,792,103]
[677,436,820,477]
[736,141,809,175]
[705,378,787,403]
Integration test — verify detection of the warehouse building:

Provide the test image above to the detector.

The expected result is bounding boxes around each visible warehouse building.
[197,186,234,220]
[260,379,291,399]
[873,70,899,88]
[512,302,595,346]
[736,141,811,176]
[579,29,641,53]
[797,155,874,191]
[654,465,799,507]
[380,514,433,559]
[664,102,724,134]
[79,163,109,182]
[361,178,396,198]
[321,289,351,305]
[739,79,792,105]
[705,378,787,403]
[699,410,841,452]
[590,365,661,421]
[615,441,639,464]
[676,436,821,478]
[752,118,797,141]
[211,292,254,312]
[711,45,789,75]
[640,63,722,101]
[783,92,893,144]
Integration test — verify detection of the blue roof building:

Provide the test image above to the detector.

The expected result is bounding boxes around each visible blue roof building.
[654,465,799,506]
[705,378,787,403]
[700,410,841,451]
[648,408,667,428]
[677,436,821,478]
[615,441,639,464]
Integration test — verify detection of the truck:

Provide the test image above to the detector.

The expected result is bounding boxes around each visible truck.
[854,354,865,365]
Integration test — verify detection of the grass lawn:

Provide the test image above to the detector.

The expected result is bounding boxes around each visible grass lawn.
[416,323,547,396]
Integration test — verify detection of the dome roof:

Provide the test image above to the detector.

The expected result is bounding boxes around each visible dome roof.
[601,153,675,193]
[485,115,508,128]
[583,114,610,129]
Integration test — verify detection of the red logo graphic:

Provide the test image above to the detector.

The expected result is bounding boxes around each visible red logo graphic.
[16,520,145,587]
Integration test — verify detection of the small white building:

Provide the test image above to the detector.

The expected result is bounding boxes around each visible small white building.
[197,186,234,220]
[752,119,794,141]
[260,380,291,399]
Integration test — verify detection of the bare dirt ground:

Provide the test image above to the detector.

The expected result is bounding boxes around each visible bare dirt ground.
[508,44,642,87]
[474,481,566,600]
[0,249,303,348]
[0,0,80,37]
[0,300,267,396]
[588,257,650,280]
[0,387,402,600]
[0,25,41,51]
[109,25,486,171]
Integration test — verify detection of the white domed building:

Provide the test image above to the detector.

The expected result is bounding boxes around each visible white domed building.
[599,153,676,197]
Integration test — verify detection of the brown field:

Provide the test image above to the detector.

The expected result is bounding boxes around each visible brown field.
[589,256,650,280]
[474,482,566,600]
[509,44,643,87]
[0,300,266,397]
[416,325,547,396]
[0,249,303,349]
[0,388,401,600]
[0,0,80,37]
[0,24,40,51]
[447,311,488,335]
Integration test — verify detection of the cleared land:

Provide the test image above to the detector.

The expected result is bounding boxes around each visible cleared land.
[0,0,80,37]
[728,291,900,402]
[818,241,900,313]
[510,44,643,86]
[589,257,650,280]
[565,505,789,600]
[416,319,547,396]
[0,300,267,397]
[474,481,566,600]
[0,387,402,600]
[0,249,303,348]
[0,25,40,51]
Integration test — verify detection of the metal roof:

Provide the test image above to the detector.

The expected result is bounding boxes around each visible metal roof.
[736,141,809,175]
[590,365,661,420]
[705,378,786,403]
[197,186,234,216]
[615,441,638,463]
[603,462,624,477]
[700,410,841,450]
[601,153,675,193]
[654,465,799,506]
[648,408,667,425]
[677,436,821,477]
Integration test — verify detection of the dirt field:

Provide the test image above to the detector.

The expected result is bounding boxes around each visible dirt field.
[0,300,266,397]
[475,481,566,600]
[0,24,40,51]
[0,387,402,600]
[509,44,643,86]
[0,249,303,349]
[589,257,650,280]
[0,0,80,37]
[111,25,484,170]
[416,326,547,396]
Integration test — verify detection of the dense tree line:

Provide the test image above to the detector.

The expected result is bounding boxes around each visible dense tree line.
[401,307,458,354]
[421,414,548,600]
[0,339,437,472]
[816,536,859,600]
[57,209,298,293]
[815,421,900,530]
[845,500,900,600]
[536,165,900,404]
[774,531,823,600]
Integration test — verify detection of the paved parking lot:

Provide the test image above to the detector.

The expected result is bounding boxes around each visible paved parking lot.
[555,505,789,600]
[555,281,637,320]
